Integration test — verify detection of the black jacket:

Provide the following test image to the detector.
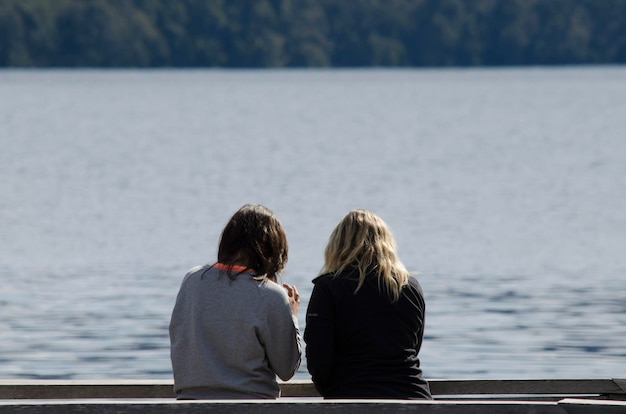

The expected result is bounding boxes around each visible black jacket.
[304,268,431,399]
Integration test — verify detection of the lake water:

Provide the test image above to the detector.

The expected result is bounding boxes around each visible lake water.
[1,67,625,380]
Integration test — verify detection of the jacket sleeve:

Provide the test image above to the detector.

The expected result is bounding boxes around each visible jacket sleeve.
[260,287,302,381]
[304,278,335,395]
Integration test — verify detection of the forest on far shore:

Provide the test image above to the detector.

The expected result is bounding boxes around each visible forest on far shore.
[1,0,626,67]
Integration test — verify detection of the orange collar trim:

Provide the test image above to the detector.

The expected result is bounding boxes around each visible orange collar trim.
[214,262,251,273]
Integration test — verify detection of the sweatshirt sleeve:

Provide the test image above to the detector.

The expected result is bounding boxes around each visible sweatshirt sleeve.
[303,278,335,395]
[259,285,302,381]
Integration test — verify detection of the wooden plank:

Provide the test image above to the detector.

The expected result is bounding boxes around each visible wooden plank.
[279,380,320,397]
[559,398,626,414]
[1,379,624,400]
[0,380,175,399]
[614,379,626,394]
[0,399,568,414]
[428,379,626,397]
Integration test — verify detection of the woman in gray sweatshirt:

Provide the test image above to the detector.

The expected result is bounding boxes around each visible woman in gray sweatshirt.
[169,204,302,399]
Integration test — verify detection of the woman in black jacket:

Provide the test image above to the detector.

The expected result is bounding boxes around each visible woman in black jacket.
[304,209,431,399]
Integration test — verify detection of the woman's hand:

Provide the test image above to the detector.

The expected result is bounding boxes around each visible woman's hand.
[283,284,300,315]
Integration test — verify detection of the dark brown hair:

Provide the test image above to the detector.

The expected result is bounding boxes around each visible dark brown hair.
[217,204,288,282]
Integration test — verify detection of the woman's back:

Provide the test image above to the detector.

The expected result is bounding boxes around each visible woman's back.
[304,268,431,399]
[170,265,301,399]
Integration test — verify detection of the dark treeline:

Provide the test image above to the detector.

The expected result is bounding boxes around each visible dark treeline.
[1,0,626,67]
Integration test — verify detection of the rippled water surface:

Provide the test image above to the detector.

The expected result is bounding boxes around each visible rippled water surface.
[1,68,625,379]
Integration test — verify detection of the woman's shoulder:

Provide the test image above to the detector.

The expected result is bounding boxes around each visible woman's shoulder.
[405,275,426,296]
[186,264,209,275]
[181,264,211,282]
[312,272,333,284]
[407,274,422,285]
[258,277,283,291]
[255,278,290,303]
[312,269,360,290]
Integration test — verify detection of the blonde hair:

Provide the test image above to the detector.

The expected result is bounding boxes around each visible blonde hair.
[321,209,410,302]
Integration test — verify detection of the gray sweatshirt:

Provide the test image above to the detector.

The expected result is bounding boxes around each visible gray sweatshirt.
[169,265,302,399]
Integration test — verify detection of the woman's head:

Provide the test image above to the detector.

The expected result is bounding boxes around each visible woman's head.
[323,209,409,301]
[218,204,288,282]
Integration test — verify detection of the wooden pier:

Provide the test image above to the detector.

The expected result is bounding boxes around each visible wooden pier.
[1,378,625,413]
